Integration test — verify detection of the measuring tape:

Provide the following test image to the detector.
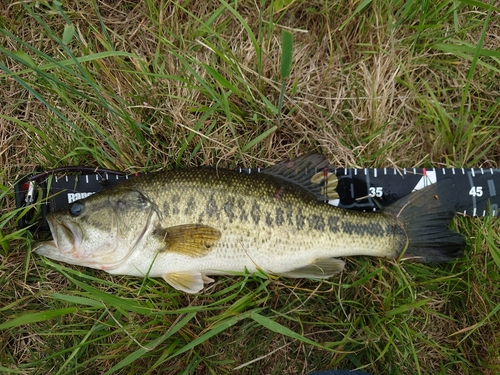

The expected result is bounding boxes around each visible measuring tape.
[15,166,500,231]
[335,167,498,216]
[236,166,499,217]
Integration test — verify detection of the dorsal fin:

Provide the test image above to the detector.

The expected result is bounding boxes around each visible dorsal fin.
[262,153,339,200]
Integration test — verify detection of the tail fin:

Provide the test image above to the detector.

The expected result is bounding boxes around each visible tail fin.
[385,179,465,262]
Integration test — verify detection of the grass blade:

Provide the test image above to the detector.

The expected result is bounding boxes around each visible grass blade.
[0,308,77,330]
[157,309,260,364]
[280,30,293,79]
[104,312,197,375]
[339,0,373,30]
[251,312,330,350]
[241,125,278,152]
[56,269,152,315]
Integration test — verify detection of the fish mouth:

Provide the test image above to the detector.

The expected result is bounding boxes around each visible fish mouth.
[35,207,157,270]
[57,221,82,254]
[35,216,82,258]
[50,215,83,254]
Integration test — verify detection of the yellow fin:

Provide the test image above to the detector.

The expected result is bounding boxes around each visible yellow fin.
[163,270,212,293]
[154,224,221,257]
[281,257,345,278]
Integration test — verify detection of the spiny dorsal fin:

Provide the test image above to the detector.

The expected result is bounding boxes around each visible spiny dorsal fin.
[262,153,339,200]
[154,224,221,257]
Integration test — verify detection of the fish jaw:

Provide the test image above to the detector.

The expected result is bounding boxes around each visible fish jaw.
[35,239,92,267]
[34,240,58,258]
[35,211,120,270]
[36,213,76,254]
[35,214,100,267]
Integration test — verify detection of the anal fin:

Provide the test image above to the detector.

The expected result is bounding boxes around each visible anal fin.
[163,271,214,293]
[281,258,345,279]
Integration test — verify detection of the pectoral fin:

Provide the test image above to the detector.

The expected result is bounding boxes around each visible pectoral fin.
[154,224,221,257]
[163,271,214,293]
[281,258,345,278]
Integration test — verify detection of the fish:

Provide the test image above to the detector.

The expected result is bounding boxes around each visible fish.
[35,154,465,293]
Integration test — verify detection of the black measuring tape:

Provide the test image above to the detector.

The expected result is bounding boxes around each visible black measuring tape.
[334,167,498,216]
[15,166,500,232]
[235,166,499,216]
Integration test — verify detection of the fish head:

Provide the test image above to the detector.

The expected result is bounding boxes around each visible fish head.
[35,187,158,270]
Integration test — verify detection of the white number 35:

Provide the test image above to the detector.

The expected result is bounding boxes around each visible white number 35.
[369,187,383,197]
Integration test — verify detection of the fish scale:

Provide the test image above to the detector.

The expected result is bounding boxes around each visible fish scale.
[34,154,465,293]
[135,171,394,278]
[143,168,397,247]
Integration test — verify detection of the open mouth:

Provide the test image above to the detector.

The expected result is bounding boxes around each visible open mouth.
[59,223,75,248]
[58,220,82,254]
[34,216,85,264]
[35,208,157,270]
[34,216,59,256]
[42,214,83,256]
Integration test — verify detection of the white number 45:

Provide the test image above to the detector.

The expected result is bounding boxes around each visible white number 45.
[469,186,483,197]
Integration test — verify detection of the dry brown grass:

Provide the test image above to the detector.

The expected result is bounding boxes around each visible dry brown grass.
[1,0,499,374]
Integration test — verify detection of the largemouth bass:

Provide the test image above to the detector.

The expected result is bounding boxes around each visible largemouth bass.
[35,154,465,293]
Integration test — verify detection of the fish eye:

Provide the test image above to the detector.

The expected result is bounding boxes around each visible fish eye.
[69,201,85,217]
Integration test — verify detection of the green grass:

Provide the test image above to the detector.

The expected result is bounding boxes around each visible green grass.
[1,0,499,374]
